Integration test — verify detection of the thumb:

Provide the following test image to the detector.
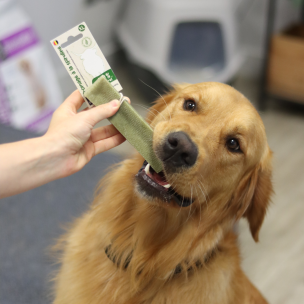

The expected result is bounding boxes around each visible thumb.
[80,100,120,126]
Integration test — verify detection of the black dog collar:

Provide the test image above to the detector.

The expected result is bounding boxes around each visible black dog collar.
[104,244,216,277]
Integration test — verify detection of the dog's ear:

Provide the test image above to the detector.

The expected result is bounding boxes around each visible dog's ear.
[235,150,273,242]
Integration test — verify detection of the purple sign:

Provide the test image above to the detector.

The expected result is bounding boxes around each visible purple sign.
[0,26,39,61]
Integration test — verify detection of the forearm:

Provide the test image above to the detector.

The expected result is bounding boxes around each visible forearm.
[0,136,65,198]
[0,92,125,199]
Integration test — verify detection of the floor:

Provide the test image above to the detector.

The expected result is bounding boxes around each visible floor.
[60,60,304,304]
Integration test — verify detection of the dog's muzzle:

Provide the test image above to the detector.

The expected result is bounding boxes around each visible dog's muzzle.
[135,132,198,207]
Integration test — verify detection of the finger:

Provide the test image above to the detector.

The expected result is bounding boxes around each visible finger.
[94,133,126,155]
[80,99,120,127]
[81,98,127,113]
[63,90,85,112]
[123,96,131,104]
[91,124,121,142]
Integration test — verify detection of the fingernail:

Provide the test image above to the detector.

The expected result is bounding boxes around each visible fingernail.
[111,100,119,107]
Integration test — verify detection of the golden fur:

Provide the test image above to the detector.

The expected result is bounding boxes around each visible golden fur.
[53,82,273,304]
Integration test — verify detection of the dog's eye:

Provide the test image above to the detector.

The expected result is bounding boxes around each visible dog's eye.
[226,138,241,152]
[183,99,196,112]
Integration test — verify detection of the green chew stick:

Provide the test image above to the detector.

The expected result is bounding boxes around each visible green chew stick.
[84,76,163,173]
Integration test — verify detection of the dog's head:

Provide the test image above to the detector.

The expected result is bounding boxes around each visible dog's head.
[135,82,272,242]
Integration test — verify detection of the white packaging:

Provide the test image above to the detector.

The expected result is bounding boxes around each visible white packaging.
[51,22,122,107]
[0,0,63,133]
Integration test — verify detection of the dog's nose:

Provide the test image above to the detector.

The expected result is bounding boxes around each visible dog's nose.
[159,132,198,169]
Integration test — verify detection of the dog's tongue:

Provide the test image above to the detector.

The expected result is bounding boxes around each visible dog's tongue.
[151,170,168,186]
[145,163,170,188]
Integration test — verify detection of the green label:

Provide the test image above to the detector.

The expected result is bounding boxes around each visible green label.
[92,69,117,84]
[78,24,85,32]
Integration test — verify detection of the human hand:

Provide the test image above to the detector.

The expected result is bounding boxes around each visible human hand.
[44,90,129,178]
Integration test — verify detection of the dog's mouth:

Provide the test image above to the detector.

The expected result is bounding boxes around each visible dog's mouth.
[135,161,193,207]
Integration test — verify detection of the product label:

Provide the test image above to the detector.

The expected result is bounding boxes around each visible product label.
[50,22,122,107]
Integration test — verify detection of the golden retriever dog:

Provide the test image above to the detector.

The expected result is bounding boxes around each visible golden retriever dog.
[53,82,273,304]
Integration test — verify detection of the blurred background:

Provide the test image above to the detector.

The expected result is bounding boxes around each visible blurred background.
[0,0,304,303]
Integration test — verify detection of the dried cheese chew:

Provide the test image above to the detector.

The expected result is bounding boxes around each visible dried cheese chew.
[84,76,163,173]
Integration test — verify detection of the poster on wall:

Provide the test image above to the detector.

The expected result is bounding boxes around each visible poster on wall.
[0,1,62,133]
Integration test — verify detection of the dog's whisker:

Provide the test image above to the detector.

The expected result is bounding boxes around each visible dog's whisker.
[131,103,160,130]
[185,185,194,224]
[199,191,202,228]
[197,176,210,203]
[188,185,193,221]
[169,182,178,193]
[197,174,209,196]
[150,109,168,123]
[145,119,153,125]
[168,178,179,194]
[138,79,172,121]
[132,103,157,115]
[176,195,184,218]
[197,182,208,210]
[194,185,202,227]
[143,116,154,121]
[147,107,168,123]
[131,104,159,118]
[145,117,155,124]
[131,103,164,121]
[197,181,207,203]
[165,176,184,218]
[190,190,196,218]
[189,186,197,218]
[168,174,178,187]
[197,180,210,202]
[131,103,150,110]
[167,175,180,195]
[167,181,184,218]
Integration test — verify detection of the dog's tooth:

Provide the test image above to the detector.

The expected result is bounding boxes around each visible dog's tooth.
[144,163,150,175]
[163,184,171,189]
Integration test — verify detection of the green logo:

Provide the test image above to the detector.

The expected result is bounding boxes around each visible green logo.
[92,69,117,84]
[82,37,92,47]
[78,24,85,32]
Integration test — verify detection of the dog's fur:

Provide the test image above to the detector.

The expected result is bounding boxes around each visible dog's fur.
[53,83,273,304]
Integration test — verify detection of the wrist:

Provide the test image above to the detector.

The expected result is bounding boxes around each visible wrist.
[28,135,66,182]
[40,133,74,179]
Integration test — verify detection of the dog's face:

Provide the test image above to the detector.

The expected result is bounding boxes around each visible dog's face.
[135,82,272,241]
